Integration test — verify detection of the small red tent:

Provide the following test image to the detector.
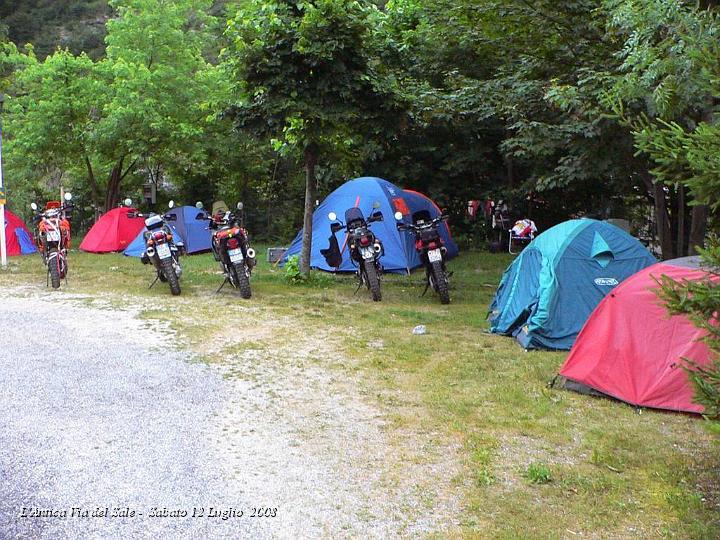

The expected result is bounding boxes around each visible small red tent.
[3,209,37,256]
[79,207,145,253]
[558,257,717,413]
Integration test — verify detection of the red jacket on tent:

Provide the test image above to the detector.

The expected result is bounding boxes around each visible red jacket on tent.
[3,209,37,256]
[79,207,145,253]
[559,257,717,413]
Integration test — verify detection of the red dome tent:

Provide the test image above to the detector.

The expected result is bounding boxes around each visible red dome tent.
[3,209,37,255]
[558,257,717,413]
[79,207,145,253]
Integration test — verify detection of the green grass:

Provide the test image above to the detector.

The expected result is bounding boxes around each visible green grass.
[2,247,718,538]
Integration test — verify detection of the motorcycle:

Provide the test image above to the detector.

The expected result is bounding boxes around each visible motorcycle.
[195,201,256,298]
[31,192,74,289]
[324,204,385,302]
[395,209,451,304]
[130,200,184,296]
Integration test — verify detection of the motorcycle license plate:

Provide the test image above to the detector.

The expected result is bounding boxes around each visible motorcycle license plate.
[228,248,244,263]
[156,243,172,259]
[361,247,374,260]
[428,248,442,263]
[46,230,61,242]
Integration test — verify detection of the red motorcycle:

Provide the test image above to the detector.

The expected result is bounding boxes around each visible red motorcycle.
[31,193,74,289]
[196,202,256,298]
[395,209,451,304]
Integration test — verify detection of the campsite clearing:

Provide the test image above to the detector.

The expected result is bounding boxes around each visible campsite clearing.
[1,250,718,538]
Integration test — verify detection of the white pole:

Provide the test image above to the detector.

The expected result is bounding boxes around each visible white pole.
[0,93,6,269]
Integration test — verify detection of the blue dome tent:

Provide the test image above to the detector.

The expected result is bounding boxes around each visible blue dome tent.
[124,205,211,257]
[281,177,458,273]
[489,219,656,350]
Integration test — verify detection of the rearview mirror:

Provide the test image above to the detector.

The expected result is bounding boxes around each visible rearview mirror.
[168,200,175,209]
[370,211,383,222]
[124,198,133,207]
[30,202,38,211]
[330,222,343,233]
[328,212,337,221]
[195,212,206,220]
[195,201,204,209]
[394,211,403,221]
[237,202,244,211]
[64,192,73,201]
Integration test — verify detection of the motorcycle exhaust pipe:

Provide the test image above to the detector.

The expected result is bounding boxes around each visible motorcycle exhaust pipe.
[146,246,155,258]
[246,247,257,267]
[373,243,382,253]
[440,246,448,255]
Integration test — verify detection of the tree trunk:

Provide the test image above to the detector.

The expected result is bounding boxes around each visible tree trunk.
[104,156,125,211]
[641,169,674,259]
[689,204,708,254]
[677,183,685,257]
[300,143,318,275]
[84,156,100,211]
[654,181,674,259]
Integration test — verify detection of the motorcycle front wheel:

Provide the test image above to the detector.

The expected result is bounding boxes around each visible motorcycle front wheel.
[231,261,252,299]
[363,260,382,302]
[48,249,61,289]
[161,258,181,296]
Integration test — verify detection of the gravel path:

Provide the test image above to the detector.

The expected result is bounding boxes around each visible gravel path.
[0,287,462,539]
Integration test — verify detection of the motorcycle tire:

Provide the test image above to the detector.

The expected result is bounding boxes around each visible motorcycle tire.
[430,260,450,305]
[161,258,181,296]
[231,261,252,299]
[363,260,382,302]
[48,249,61,289]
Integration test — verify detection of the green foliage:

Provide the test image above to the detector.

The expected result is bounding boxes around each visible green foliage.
[283,255,305,284]
[525,462,552,484]
[658,240,720,419]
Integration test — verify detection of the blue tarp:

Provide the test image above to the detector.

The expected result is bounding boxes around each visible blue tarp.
[489,219,656,350]
[124,205,211,257]
[281,177,459,273]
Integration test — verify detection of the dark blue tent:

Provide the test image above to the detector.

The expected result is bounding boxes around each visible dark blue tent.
[124,205,211,257]
[489,219,656,350]
[281,177,458,273]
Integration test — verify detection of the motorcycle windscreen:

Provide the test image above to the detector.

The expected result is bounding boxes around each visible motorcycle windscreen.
[320,234,342,268]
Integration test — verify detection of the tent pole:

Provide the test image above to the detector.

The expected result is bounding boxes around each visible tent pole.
[0,93,6,269]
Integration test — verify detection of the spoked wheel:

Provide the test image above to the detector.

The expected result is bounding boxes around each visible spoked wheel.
[48,249,61,289]
[231,261,252,299]
[161,258,181,295]
[430,260,450,304]
[363,260,382,302]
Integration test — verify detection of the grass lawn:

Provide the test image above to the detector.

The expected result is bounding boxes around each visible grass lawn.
[2,246,718,538]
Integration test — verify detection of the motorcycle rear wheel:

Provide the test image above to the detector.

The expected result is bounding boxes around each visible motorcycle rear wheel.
[161,258,181,296]
[231,261,252,299]
[363,260,382,302]
[430,260,450,304]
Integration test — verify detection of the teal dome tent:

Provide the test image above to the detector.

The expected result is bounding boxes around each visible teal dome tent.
[489,219,656,350]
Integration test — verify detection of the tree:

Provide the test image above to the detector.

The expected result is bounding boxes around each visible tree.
[601,0,719,258]
[5,0,222,213]
[224,0,404,274]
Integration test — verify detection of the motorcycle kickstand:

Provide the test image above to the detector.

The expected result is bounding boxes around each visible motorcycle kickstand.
[148,275,160,289]
[421,280,431,297]
[215,277,230,294]
[354,279,363,295]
